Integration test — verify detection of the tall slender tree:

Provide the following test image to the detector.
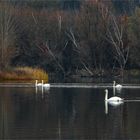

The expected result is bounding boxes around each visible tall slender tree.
[0,1,17,70]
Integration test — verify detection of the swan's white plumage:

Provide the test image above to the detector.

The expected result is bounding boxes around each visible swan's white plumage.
[43,83,50,90]
[108,101,123,106]
[43,83,50,87]
[107,96,123,102]
[115,84,122,88]
[35,80,50,89]
[105,89,123,102]
[35,80,43,86]
[113,81,122,89]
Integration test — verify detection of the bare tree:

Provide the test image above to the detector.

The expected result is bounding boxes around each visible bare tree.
[66,29,93,76]
[106,15,129,76]
[37,41,65,75]
[74,1,111,76]
[0,2,17,70]
[31,10,66,76]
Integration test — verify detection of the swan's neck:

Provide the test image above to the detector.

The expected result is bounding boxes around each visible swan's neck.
[113,81,116,87]
[42,80,44,85]
[35,80,38,86]
[105,90,108,101]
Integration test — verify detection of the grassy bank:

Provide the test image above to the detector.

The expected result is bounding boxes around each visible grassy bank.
[0,67,48,82]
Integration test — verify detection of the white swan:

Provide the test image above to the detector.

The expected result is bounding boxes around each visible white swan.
[43,83,50,87]
[104,89,123,114]
[35,80,43,87]
[43,83,50,90]
[113,81,122,89]
[35,80,50,92]
[105,89,123,103]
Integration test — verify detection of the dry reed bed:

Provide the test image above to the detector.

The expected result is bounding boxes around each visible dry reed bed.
[0,67,48,82]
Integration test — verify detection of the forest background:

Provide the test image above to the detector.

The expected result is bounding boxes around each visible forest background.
[0,0,140,81]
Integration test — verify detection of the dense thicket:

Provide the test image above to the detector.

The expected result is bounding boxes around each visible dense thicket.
[0,0,140,77]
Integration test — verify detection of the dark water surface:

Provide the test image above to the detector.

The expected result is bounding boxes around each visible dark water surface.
[0,86,140,140]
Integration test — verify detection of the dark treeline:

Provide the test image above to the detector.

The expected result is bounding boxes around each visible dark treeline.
[0,0,140,78]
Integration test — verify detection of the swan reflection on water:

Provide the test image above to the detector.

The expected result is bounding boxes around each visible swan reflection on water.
[105,101,124,114]
[35,80,50,99]
[113,81,122,93]
[104,89,124,114]
[104,99,124,114]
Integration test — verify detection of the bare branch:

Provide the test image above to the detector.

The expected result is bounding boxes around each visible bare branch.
[106,14,129,75]
[32,12,37,24]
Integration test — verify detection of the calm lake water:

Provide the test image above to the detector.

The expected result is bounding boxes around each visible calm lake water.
[0,84,140,139]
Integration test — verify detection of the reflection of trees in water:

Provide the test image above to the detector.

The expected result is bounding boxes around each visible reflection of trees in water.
[0,88,15,139]
[0,95,9,139]
[44,88,92,139]
[52,88,117,139]
[0,87,101,139]
[1,87,140,139]
[53,88,107,139]
[49,88,77,139]
[12,88,50,138]
[123,101,140,139]
[0,87,51,139]
[104,105,124,139]
[121,89,140,139]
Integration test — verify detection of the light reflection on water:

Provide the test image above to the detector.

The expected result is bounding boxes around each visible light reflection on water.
[0,86,140,139]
